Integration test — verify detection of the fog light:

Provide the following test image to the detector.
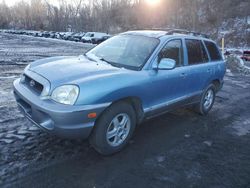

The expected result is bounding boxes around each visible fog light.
[88,113,97,118]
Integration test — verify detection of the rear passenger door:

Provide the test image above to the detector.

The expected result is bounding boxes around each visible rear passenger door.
[184,39,211,96]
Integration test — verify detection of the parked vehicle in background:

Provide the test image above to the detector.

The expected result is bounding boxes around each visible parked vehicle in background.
[33,31,40,37]
[13,29,225,155]
[54,32,64,39]
[81,32,110,43]
[63,32,74,40]
[48,31,56,38]
[224,50,231,56]
[69,32,85,42]
[92,35,112,44]
[37,31,43,37]
[41,31,50,38]
[241,50,250,61]
[1,29,111,44]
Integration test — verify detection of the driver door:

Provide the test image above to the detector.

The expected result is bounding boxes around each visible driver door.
[147,39,190,115]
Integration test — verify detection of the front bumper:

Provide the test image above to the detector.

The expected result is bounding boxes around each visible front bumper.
[13,78,110,139]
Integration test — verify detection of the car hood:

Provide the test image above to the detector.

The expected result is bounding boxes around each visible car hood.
[29,56,122,86]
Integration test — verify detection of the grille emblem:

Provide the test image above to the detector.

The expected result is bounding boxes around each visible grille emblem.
[29,80,35,87]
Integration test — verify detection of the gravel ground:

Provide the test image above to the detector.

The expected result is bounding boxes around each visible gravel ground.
[0,33,250,188]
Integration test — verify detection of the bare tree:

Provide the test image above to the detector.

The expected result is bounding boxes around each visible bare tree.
[0,0,248,38]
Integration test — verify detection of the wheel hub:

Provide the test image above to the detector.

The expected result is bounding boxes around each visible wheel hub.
[106,113,131,147]
[203,89,214,110]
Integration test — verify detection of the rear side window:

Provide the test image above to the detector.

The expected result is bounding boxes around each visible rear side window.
[159,39,183,67]
[185,39,208,65]
[204,41,222,61]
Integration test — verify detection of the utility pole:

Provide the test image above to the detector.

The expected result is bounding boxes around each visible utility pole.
[222,34,225,55]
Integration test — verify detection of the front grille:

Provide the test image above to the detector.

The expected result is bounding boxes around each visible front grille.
[23,75,44,95]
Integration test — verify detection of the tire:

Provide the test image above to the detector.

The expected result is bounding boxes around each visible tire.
[194,84,216,115]
[89,101,136,155]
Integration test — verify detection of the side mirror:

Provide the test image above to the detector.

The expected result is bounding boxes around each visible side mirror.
[154,58,176,70]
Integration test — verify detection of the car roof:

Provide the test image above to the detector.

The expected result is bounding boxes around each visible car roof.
[122,30,167,38]
[86,32,107,34]
[122,30,212,41]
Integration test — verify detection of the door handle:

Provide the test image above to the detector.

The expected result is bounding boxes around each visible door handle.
[180,73,186,78]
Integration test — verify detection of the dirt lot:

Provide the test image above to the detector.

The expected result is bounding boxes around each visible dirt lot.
[0,33,250,188]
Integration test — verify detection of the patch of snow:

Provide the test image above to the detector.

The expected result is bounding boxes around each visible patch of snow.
[186,168,202,180]
[155,176,173,182]
[203,141,213,147]
[226,69,234,76]
[28,126,39,131]
[232,119,250,136]
[219,30,232,35]
[144,155,166,168]
[247,16,250,25]
[17,129,29,135]
[6,133,26,140]
[0,138,14,144]
[0,75,18,79]
[236,56,250,71]
[156,155,166,163]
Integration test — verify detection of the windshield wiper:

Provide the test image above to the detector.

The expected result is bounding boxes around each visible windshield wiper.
[85,53,123,68]
[99,58,123,68]
[84,53,97,62]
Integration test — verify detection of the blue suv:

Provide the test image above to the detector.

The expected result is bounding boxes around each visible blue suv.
[13,30,225,155]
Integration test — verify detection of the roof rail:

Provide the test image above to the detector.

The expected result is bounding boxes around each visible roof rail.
[150,28,210,38]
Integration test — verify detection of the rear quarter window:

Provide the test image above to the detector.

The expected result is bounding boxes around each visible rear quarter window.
[204,41,222,61]
[185,39,208,65]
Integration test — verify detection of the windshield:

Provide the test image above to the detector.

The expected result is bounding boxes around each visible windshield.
[85,33,93,37]
[86,35,159,70]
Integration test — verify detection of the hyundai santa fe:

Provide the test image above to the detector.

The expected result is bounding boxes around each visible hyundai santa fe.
[13,30,226,155]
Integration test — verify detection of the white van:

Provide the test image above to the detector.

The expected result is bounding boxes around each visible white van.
[81,32,110,44]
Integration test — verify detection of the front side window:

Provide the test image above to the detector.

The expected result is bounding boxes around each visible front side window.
[204,41,222,61]
[86,35,159,70]
[158,39,183,67]
[186,39,208,65]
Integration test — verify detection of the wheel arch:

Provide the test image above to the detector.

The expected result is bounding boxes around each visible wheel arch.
[211,79,221,92]
[115,97,144,124]
[101,96,144,125]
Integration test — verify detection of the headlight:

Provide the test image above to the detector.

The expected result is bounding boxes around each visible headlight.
[51,85,79,105]
[20,64,30,83]
[24,64,30,71]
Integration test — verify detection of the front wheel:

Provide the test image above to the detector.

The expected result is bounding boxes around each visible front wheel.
[195,84,216,115]
[89,102,136,155]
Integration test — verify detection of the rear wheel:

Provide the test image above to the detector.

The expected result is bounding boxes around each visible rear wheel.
[89,101,136,155]
[195,84,216,115]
